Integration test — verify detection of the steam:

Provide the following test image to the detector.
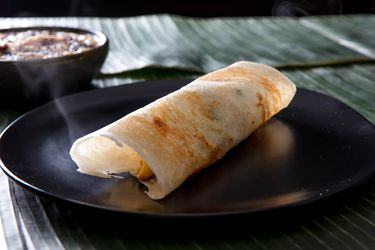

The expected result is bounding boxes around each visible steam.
[54,99,84,146]
[16,62,84,144]
[272,0,343,16]
[16,62,60,102]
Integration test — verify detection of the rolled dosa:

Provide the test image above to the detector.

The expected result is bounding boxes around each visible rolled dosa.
[70,61,296,200]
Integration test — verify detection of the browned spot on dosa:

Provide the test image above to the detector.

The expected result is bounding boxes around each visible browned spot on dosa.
[147,98,217,170]
[256,92,270,122]
[152,116,169,134]
[207,147,223,166]
[257,77,281,114]
[169,94,216,153]
[256,92,264,107]
[201,65,282,116]
[185,91,220,121]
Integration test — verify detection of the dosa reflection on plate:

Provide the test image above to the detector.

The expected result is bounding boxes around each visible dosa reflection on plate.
[70,61,297,200]
[94,119,299,212]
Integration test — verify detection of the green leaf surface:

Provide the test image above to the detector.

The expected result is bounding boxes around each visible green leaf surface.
[282,64,375,124]
[1,15,374,75]
[0,15,375,250]
[301,15,375,58]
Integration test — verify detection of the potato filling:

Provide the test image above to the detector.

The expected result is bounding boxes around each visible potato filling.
[136,160,154,181]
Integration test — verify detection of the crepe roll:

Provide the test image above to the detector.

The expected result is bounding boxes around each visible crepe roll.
[69,61,296,200]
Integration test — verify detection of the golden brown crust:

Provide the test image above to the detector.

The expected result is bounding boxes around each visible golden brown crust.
[70,61,296,200]
[200,64,282,120]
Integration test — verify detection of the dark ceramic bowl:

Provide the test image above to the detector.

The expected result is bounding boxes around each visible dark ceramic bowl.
[0,26,109,108]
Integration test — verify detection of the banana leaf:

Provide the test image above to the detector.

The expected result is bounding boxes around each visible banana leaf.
[301,15,375,58]
[1,15,374,75]
[1,15,375,250]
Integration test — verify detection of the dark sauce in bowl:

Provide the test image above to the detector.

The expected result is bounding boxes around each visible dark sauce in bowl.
[0,27,108,108]
[0,30,99,61]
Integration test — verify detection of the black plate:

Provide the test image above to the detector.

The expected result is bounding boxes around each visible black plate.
[1,78,375,217]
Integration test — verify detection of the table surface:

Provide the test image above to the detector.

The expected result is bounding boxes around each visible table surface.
[1,14,375,250]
